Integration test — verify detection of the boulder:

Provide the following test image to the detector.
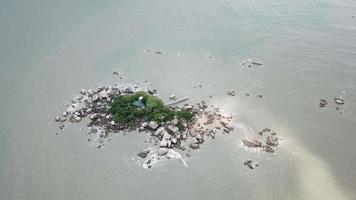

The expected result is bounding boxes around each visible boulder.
[154,127,165,136]
[334,97,344,105]
[189,143,200,149]
[99,91,108,99]
[148,121,159,129]
[242,138,262,148]
[137,149,150,159]
[169,94,176,100]
[163,132,172,140]
[160,140,168,147]
[141,122,148,127]
[158,148,169,156]
[55,115,60,122]
[80,89,86,95]
[167,125,179,135]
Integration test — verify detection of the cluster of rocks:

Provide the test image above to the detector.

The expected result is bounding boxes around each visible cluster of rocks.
[242,127,280,155]
[142,100,234,159]
[227,91,236,96]
[241,128,281,169]
[241,58,263,68]
[144,49,163,54]
[54,83,235,162]
[243,159,259,169]
[319,96,345,114]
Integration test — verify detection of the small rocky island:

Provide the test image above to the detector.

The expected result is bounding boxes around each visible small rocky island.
[55,82,238,168]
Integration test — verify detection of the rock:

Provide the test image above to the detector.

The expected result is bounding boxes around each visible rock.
[171,138,177,144]
[110,121,115,125]
[334,97,344,105]
[171,119,178,125]
[196,134,203,140]
[266,135,279,146]
[91,94,99,102]
[80,89,86,95]
[163,132,172,140]
[137,149,150,159]
[227,91,235,96]
[167,125,179,135]
[223,129,230,133]
[62,111,68,117]
[59,124,65,130]
[99,91,108,99]
[55,115,60,122]
[158,148,169,156]
[319,99,327,108]
[141,122,148,127]
[148,121,159,129]
[242,138,262,148]
[154,127,165,136]
[160,140,168,147]
[189,143,200,149]
[87,89,94,96]
[89,127,98,133]
[263,145,275,153]
[169,94,176,100]
[243,159,258,169]
[155,51,163,54]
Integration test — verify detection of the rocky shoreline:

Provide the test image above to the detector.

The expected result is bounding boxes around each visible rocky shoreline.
[54,82,238,168]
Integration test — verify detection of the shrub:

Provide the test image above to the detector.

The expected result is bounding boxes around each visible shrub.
[109,92,194,124]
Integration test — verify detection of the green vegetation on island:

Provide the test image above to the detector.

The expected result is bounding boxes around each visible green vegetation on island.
[109,91,194,124]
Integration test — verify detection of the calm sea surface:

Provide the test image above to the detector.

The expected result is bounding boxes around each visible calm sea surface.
[1,0,356,199]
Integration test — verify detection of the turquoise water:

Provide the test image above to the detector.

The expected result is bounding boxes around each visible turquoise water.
[1,0,356,199]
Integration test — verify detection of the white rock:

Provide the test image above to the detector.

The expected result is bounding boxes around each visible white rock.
[87,89,94,96]
[62,111,68,117]
[171,138,177,144]
[148,121,159,129]
[110,121,115,125]
[55,115,60,122]
[171,119,178,125]
[154,127,165,136]
[169,94,176,100]
[91,94,99,102]
[163,132,172,140]
[160,140,168,147]
[99,91,108,99]
[158,148,169,156]
[141,122,148,127]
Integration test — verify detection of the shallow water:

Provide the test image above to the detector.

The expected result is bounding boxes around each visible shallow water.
[1,0,356,199]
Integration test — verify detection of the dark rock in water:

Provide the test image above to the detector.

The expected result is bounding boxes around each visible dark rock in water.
[263,145,275,153]
[55,115,60,122]
[137,149,150,159]
[319,99,327,108]
[147,159,152,165]
[243,159,258,169]
[266,135,279,147]
[59,124,65,130]
[334,97,344,105]
[256,94,263,98]
[245,93,250,96]
[155,51,163,54]
[242,138,262,148]
[189,143,200,149]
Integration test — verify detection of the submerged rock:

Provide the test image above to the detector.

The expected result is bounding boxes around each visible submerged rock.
[137,149,150,159]
[319,99,327,108]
